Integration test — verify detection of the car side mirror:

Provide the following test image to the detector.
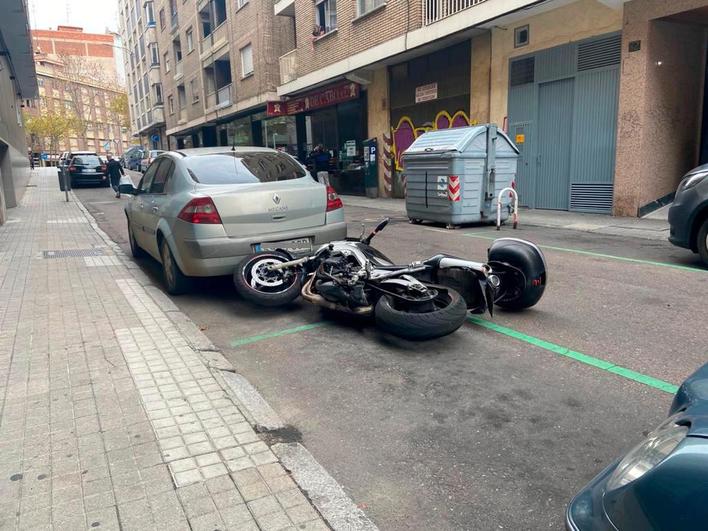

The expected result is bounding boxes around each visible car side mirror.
[118,183,139,195]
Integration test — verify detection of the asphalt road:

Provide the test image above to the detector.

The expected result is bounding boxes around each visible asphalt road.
[74,178,708,530]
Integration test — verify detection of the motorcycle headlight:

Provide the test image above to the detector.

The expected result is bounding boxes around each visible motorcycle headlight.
[606,415,688,490]
[678,171,708,192]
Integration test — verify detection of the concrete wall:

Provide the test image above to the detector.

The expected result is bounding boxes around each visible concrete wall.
[488,0,623,125]
[470,33,491,124]
[0,54,31,221]
[614,0,708,216]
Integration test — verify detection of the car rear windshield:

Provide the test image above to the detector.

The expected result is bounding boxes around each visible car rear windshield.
[72,155,101,166]
[185,152,307,185]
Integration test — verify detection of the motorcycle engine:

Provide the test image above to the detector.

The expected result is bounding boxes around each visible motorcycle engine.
[315,253,369,307]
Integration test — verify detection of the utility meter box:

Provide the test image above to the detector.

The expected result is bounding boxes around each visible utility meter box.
[402,124,519,227]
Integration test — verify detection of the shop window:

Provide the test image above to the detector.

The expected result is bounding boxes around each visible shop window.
[357,0,384,17]
[240,44,253,77]
[514,25,529,48]
[314,0,337,36]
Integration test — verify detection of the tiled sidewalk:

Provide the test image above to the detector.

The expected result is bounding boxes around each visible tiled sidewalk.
[0,169,327,530]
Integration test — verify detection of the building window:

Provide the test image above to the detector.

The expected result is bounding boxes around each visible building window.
[168,95,174,114]
[240,44,253,77]
[145,1,155,25]
[174,39,182,62]
[138,35,145,59]
[164,52,170,72]
[154,83,163,104]
[190,79,199,103]
[514,25,529,48]
[159,8,165,29]
[357,0,384,16]
[186,28,193,53]
[314,0,337,35]
[149,43,159,65]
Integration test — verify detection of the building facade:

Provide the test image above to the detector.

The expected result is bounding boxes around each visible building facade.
[271,0,708,216]
[118,0,167,150]
[0,0,37,225]
[27,53,131,156]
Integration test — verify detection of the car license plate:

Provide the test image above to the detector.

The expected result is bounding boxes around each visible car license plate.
[83,169,95,173]
[254,238,312,256]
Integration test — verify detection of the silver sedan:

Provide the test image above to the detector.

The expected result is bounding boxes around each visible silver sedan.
[121,147,347,294]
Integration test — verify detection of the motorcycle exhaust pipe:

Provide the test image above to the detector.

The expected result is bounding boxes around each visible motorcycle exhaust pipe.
[268,256,310,271]
[301,276,374,316]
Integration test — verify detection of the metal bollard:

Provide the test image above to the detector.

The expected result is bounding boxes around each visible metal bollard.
[496,187,518,230]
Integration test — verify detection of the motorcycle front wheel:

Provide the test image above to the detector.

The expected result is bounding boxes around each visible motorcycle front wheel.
[233,252,302,307]
[375,288,467,340]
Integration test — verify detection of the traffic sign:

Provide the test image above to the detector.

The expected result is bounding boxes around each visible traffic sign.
[103,141,111,151]
[151,134,160,143]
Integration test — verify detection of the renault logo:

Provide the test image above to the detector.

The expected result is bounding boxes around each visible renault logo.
[272,193,281,205]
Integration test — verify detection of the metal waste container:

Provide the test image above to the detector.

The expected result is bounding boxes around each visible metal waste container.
[402,124,519,227]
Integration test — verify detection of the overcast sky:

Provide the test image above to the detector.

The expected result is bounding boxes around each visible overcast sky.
[29,0,119,34]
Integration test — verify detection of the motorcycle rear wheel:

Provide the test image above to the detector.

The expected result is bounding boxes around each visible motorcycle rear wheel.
[375,288,467,340]
[233,252,302,307]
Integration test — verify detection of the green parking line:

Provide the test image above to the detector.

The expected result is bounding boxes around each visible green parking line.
[230,322,330,347]
[467,316,679,394]
[461,232,705,273]
[424,227,706,273]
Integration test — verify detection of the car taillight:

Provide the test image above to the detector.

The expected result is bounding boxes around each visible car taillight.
[177,197,222,224]
[326,185,343,211]
[69,166,76,172]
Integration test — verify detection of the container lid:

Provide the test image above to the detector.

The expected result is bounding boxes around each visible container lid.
[402,125,519,156]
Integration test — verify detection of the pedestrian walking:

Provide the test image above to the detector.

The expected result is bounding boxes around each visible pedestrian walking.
[105,153,125,198]
[28,149,34,170]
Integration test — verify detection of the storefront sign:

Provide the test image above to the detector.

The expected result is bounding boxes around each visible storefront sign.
[415,83,438,103]
[267,81,361,117]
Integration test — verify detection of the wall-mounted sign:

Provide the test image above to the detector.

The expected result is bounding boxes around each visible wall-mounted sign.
[415,82,438,103]
[515,133,525,144]
[267,81,360,117]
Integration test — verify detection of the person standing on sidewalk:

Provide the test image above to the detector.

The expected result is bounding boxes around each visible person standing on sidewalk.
[105,153,125,198]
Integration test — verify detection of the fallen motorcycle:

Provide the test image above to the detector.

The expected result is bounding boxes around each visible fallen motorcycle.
[233,219,547,340]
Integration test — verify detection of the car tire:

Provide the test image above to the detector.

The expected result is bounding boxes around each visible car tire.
[234,252,302,307]
[127,219,145,259]
[697,219,708,267]
[375,288,467,340]
[160,238,191,295]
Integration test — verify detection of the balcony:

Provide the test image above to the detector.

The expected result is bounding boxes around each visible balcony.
[174,60,184,80]
[199,21,228,58]
[178,107,187,124]
[274,0,295,17]
[279,50,297,85]
[216,84,231,107]
[206,91,217,109]
[422,0,488,25]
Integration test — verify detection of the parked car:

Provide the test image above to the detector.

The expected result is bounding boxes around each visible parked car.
[67,154,109,188]
[119,147,347,294]
[566,362,708,530]
[122,147,145,171]
[668,164,708,266]
[139,149,166,173]
[57,150,98,185]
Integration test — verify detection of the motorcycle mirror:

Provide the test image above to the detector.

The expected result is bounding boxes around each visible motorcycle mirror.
[375,218,390,233]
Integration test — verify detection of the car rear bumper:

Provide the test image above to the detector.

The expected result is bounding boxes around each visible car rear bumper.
[71,173,108,184]
[173,221,348,277]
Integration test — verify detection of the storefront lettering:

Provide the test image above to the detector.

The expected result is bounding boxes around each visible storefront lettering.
[267,82,360,117]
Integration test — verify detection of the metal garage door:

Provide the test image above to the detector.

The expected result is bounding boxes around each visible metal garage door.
[507,33,621,213]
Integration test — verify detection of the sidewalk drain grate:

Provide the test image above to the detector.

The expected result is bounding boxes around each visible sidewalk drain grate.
[42,248,105,259]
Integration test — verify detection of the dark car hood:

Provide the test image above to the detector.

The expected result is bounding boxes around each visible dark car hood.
[670,362,708,437]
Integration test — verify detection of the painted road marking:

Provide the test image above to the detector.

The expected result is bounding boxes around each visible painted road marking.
[468,316,679,394]
[230,322,330,347]
[424,227,706,273]
[229,315,679,395]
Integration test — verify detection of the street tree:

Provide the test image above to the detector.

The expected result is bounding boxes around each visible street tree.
[23,108,80,160]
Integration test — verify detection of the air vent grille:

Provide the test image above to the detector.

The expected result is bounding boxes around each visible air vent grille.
[577,35,621,71]
[570,183,614,213]
[510,57,535,87]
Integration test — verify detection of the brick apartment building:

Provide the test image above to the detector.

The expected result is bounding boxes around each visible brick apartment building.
[118,0,166,150]
[270,0,708,217]
[28,27,130,157]
[126,0,295,152]
[117,0,708,217]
